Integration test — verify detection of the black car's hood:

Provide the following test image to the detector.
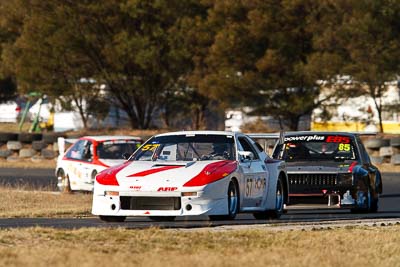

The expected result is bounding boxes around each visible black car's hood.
[286,160,354,173]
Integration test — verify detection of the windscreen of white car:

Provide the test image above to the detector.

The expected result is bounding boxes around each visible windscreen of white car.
[272,134,358,162]
[97,140,141,160]
[132,134,236,161]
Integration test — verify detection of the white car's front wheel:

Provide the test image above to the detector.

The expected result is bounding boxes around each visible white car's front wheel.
[57,169,71,193]
[253,176,284,220]
[209,180,239,221]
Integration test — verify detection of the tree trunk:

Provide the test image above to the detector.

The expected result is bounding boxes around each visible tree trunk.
[73,97,88,129]
[289,115,300,131]
[373,97,384,133]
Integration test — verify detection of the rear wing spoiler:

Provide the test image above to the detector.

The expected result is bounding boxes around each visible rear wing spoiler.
[247,132,285,153]
[246,133,280,139]
[57,137,78,158]
[350,131,378,136]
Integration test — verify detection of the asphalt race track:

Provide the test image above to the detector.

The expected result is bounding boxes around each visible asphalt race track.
[0,168,399,229]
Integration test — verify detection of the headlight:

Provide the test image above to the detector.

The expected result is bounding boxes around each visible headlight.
[181,192,197,197]
[105,191,119,196]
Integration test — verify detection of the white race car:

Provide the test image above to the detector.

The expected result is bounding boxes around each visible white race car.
[92,131,288,222]
[56,136,142,192]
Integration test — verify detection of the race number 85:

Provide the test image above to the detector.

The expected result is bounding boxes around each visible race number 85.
[338,143,350,151]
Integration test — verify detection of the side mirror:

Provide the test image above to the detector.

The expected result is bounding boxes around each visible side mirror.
[238,151,254,161]
[122,153,131,160]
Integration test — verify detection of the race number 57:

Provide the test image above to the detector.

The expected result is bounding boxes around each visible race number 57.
[141,144,160,151]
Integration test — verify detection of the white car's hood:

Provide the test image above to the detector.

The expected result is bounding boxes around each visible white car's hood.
[115,160,237,191]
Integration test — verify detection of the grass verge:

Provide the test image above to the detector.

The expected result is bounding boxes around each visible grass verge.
[0,226,399,266]
[0,159,56,169]
[0,187,91,218]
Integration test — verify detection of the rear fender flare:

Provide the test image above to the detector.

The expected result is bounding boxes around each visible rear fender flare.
[352,165,369,187]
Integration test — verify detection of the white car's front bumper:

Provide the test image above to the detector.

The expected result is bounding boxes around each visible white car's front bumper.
[92,191,227,217]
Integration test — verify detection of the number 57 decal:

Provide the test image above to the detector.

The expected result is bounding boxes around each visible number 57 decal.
[141,144,160,151]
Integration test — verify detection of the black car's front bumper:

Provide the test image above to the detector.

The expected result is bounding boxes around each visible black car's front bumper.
[287,172,361,207]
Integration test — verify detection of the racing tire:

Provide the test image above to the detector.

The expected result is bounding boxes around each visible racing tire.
[149,216,176,222]
[364,138,390,149]
[7,141,22,151]
[57,169,71,193]
[0,149,12,158]
[390,137,400,147]
[19,148,36,158]
[391,154,400,165]
[41,149,56,159]
[42,133,59,144]
[32,140,47,151]
[209,180,239,221]
[99,215,126,222]
[253,176,285,220]
[18,133,42,143]
[0,132,18,142]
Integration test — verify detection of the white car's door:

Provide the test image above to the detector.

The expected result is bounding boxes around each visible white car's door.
[237,136,269,209]
[63,140,94,188]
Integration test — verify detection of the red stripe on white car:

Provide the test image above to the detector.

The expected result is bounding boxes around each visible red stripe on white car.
[96,162,131,186]
[183,160,238,187]
[127,165,183,177]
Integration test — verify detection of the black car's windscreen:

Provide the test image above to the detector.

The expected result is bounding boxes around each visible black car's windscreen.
[273,134,357,162]
[132,134,235,161]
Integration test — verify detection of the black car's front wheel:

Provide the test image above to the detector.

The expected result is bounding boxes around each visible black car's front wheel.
[351,183,378,213]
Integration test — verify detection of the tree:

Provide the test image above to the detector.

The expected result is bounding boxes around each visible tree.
[0,77,17,103]
[185,0,337,130]
[309,0,400,132]
[0,0,205,129]
[0,0,23,103]
[0,0,105,128]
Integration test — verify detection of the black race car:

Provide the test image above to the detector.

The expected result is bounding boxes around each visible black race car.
[250,132,382,212]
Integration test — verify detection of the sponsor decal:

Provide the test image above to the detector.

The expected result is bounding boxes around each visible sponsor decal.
[157,187,178,191]
[284,135,325,142]
[326,136,350,144]
[129,186,142,190]
[284,135,351,144]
